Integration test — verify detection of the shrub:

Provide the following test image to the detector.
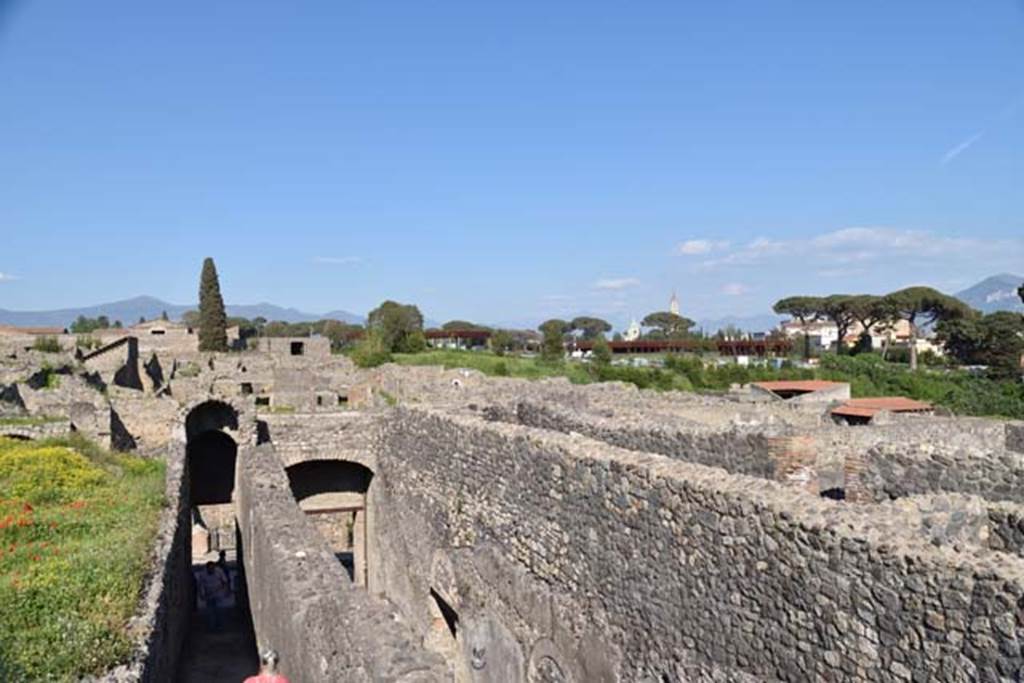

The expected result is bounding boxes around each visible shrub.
[0,446,106,504]
[350,332,393,368]
[31,336,61,353]
[75,335,100,351]
[0,436,164,680]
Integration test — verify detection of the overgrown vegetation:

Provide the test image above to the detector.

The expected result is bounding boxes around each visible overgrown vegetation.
[31,336,62,354]
[0,435,165,680]
[394,349,1024,420]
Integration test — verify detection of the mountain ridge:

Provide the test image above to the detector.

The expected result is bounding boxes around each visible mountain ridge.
[0,296,364,327]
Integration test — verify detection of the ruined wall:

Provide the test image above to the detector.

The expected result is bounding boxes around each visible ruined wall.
[99,440,193,681]
[860,443,1024,504]
[259,411,379,468]
[499,400,779,480]
[1008,423,1024,454]
[234,442,449,682]
[375,407,1024,682]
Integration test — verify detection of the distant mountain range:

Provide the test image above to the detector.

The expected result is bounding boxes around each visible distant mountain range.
[2,275,1018,332]
[0,295,364,327]
[954,274,1024,315]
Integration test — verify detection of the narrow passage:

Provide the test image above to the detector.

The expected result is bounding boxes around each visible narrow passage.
[176,553,259,683]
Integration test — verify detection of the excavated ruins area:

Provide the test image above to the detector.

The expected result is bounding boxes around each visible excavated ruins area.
[2,339,1024,681]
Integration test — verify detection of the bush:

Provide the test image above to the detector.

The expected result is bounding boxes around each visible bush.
[350,332,393,368]
[0,437,164,680]
[0,445,106,504]
[75,335,101,351]
[31,336,61,353]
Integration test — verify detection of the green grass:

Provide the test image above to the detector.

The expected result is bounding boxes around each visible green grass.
[393,350,692,391]
[0,435,165,681]
[393,349,1024,420]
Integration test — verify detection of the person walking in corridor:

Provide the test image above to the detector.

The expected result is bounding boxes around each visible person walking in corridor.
[196,560,230,630]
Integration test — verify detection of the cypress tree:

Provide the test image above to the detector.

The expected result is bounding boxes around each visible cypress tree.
[198,257,228,352]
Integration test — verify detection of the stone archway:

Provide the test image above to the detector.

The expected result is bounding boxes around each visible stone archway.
[285,459,373,587]
[185,400,240,557]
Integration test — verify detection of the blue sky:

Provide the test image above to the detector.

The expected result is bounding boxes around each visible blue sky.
[1,1,1022,329]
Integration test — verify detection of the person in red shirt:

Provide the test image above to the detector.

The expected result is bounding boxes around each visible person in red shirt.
[244,650,290,683]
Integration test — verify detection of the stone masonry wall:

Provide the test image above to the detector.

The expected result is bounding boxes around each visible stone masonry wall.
[234,442,449,682]
[861,443,1024,504]
[98,439,193,681]
[376,407,1024,682]
[495,400,779,480]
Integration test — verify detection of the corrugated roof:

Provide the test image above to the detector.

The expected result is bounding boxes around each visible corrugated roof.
[831,397,933,418]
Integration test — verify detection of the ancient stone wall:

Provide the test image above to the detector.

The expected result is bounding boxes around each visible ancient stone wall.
[375,407,1024,682]
[499,400,779,480]
[259,411,378,469]
[1008,423,1024,454]
[860,443,1024,504]
[234,441,449,682]
[98,440,193,682]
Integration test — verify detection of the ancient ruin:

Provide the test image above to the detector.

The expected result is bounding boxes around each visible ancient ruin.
[2,331,1024,682]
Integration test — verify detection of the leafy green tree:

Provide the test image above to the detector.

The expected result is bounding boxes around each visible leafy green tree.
[939,312,1024,380]
[138,316,146,325]
[489,329,514,356]
[350,329,393,368]
[113,320,123,329]
[160,310,169,321]
[198,257,229,352]
[817,295,858,353]
[321,320,364,352]
[884,286,974,370]
[936,318,983,365]
[570,316,612,340]
[846,295,895,355]
[70,315,112,334]
[367,300,424,353]
[181,309,200,329]
[539,319,569,362]
[773,296,823,359]
[641,311,695,339]
[591,334,612,366]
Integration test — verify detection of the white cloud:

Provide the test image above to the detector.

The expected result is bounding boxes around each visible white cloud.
[312,256,363,265]
[721,283,748,296]
[541,294,573,302]
[678,239,729,256]
[592,277,640,290]
[940,131,984,167]
[0,272,19,282]
[695,227,1017,273]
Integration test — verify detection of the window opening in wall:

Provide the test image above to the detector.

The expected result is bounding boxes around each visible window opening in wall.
[338,394,348,406]
[255,396,270,406]
[290,341,304,356]
[316,395,323,406]
[150,329,166,335]
[240,382,253,395]
[820,487,846,501]
[429,588,459,639]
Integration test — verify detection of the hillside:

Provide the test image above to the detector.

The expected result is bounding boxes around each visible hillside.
[955,274,1024,314]
[0,296,363,327]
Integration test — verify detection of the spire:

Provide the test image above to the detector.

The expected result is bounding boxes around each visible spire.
[670,290,680,316]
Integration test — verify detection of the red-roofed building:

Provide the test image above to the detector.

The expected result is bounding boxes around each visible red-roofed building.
[830,397,933,424]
